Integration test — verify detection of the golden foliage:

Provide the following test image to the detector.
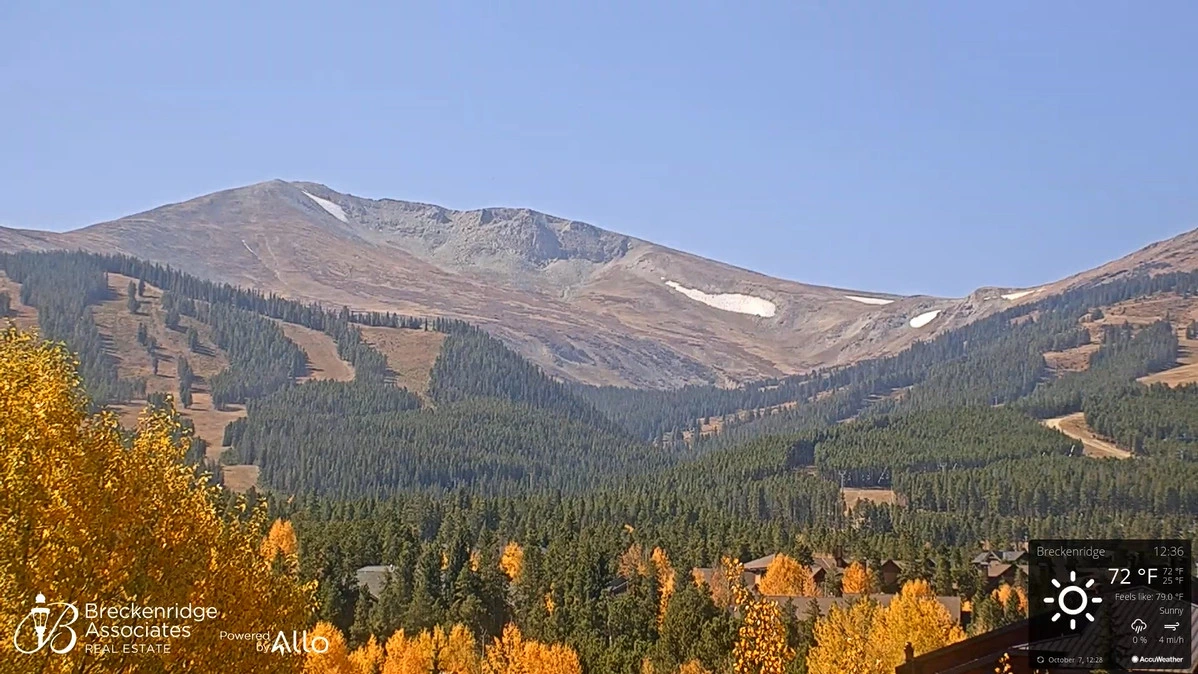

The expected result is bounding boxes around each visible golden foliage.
[619,543,650,578]
[677,661,714,674]
[807,599,886,674]
[0,327,313,673]
[840,560,873,595]
[651,547,676,623]
[992,583,1028,614]
[499,542,525,581]
[263,518,300,561]
[701,557,745,609]
[382,624,479,674]
[732,594,795,674]
[304,621,353,674]
[349,635,384,674]
[881,579,966,659]
[756,554,817,597]
[806,580,965,674]
[482,623,583,674]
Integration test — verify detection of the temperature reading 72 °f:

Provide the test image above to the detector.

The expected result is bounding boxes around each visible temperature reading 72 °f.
[1109,567,1159,584]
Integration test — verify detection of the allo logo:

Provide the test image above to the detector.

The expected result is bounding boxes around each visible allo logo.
[13,593,79,654]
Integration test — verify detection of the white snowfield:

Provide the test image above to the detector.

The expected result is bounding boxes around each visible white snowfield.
[844,295,895,306]
[1001,289,1039,301]
[664,281,777,317]
[909,310,942,328]
[302,190,349,223]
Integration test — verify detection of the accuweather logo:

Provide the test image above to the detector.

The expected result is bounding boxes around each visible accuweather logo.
[13,593,79,654]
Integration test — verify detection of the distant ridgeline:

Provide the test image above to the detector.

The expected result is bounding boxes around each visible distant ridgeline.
[577,268,1198,444]
[3,250,1197,542]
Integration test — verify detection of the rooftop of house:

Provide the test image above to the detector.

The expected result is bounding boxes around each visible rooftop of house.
[354,564,395,598]
[763,594,965,624]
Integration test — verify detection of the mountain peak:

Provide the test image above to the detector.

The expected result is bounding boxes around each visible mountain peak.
[3,182,1197,388]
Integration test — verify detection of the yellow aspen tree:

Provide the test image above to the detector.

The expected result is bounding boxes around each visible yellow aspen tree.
[651,547,676,624]
[756,554,817,597]
[439,624,481,674]
[0,328,313,674]
[349,635,384,674]
[840,560,873,595]
[732,595,795,674]
[481,623,525,673]
[677,660,714,674]
[619,543,650,578]
[382,625,479,674]
[880,579,965,666]
[807,599,888,674]
[499,542,524,581]
[304,621,354,674]
[992,583,1028,614]
[482,624,581,674]
[706,557,745,609]
[263,518,300,561]
[381,630,413,674]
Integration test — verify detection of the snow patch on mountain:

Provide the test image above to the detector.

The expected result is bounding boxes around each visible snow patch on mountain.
[1001,289,1039,301]
[302,191,349,223]
[909,310,942,328]
[664,281,777,317]
[845,295,895,306]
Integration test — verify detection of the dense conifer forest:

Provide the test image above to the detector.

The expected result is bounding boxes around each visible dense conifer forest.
[3,249,1196,673]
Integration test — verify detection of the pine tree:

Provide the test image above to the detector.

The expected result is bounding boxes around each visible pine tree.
[126,281,139,313]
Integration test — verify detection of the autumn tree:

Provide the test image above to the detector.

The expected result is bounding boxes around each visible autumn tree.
[807,598,886,674]
[756,554,817,597]
[806,580,965,674]
[880,579,965,664]
[263,518,301,561]
[696,557,744,610]
[0,327,313,673]
[349,635,384,674]
[619,543,650,578]
[732,592,795,674]
[992,582,1027,616]
[840,561,873,595]
[305,621,354,674]
[383,624,479,674]
[651,547,677,624]
[499,542,524,581]
[482,624,582,674]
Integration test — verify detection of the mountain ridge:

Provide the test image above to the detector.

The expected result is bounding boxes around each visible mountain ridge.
[1,179,1194,388]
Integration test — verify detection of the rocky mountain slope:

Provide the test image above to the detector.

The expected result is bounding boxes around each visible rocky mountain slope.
[1,180,1192,387]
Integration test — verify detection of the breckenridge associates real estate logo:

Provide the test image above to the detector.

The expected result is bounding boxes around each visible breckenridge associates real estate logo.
[13,592,218,656]
[13,592,330,659]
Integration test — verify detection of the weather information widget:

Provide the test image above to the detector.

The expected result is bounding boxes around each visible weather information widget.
[1028,540,1192,672]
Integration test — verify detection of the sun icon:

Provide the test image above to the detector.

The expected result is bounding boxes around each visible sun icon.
[1043,570,1102,630]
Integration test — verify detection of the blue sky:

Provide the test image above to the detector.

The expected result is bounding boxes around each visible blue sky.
[1,2,1195,297]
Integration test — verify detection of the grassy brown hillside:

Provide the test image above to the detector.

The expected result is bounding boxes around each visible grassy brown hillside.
[2,182,1196,389]
[360,326,445,396]
[0,181,1032,389]
[2,269,449,491]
